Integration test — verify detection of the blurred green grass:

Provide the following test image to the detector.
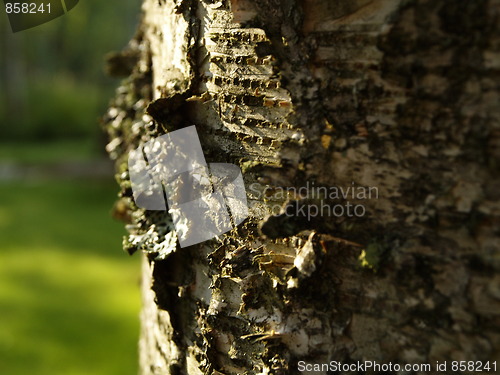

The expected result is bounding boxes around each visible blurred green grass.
[0,139,97,164]
[0,1,143,372]
[0,179,141,375]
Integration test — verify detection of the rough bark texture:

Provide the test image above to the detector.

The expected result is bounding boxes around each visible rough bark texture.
[103,0,500,374]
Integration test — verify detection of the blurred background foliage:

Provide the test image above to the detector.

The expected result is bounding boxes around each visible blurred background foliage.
[0,1,143,375]
[0,0,140,142]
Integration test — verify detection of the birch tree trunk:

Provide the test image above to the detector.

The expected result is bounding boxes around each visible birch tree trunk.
[103,0,500,374]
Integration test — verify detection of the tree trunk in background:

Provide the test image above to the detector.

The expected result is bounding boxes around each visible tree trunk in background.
[103,0,500,374]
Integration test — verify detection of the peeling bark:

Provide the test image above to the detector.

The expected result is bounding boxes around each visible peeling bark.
[103,0,500,374]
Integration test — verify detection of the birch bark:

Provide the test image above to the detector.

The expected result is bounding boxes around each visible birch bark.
[103,1,500,374]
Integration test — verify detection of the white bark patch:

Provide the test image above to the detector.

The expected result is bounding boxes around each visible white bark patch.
[294,233,317,277]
